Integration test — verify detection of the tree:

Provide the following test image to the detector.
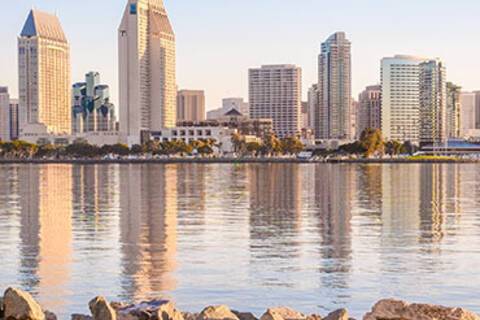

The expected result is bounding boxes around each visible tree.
[110,144,130,156]
[246,142,262,155]
[262,133,282,156]
[280,137,304,154]
[403,141,417,155]
[231,133,244,153]
[359,128,384,158]
[130,144,144,155]
[385,140,403,157]
[36,144,58,158]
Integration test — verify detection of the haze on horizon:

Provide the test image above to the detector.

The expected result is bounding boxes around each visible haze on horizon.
[1,0,479,110]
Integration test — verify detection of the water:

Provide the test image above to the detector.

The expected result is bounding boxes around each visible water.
[0,163,480,318]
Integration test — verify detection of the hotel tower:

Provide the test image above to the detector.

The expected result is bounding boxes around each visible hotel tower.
[119,0,176,145]
[18,10,71,135]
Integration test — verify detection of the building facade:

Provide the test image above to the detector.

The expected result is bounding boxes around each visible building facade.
[381,55,426,144]
[459,92,476,137]
[72,72,116,134]
[119,0,176,145]
[316,32,352,140]
[177,90,205,122]
[419,59,447,146]
[357,85,382,137]
[249,65,301,138]
[18,10,71,136]
[9,99,19,141]
[446,82,462,139]
[0,87,10,141]
[207,97,250,120]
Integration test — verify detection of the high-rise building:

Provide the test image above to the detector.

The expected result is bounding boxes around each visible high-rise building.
[18,10,71,136]
[446,83,462,139]
[474,91,480,129]
[316,32,352,140]
[249,65,301,138]
[119,0,176,145]
[9,99,19,141]
[381,55,426,143]
[176,90,205,122]
[419,59,447,146]
[206,98,250,120]
[357,85,382,137]
[0,87,10,141]
[459,92,476,137]
[308,84,319,133]
[300,101,309,130]
[72,72,116,133]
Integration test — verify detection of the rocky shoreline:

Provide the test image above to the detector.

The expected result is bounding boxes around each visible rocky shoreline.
[1,288,480,320]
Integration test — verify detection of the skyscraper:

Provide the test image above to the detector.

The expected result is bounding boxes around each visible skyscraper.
[308,84,319,134]
[316,32,352,140]
[72,72,116,133]
[0,87,10,141]
[446,82,462,139]
[9,99,19,141]
[419,59,447,146]
[381,55,425,143]
[18,10,71,136]
[249,65,301,138]
[459,92,476,137]
[357,85,382,137]
[177,90,205,122]
[119,0,176,145]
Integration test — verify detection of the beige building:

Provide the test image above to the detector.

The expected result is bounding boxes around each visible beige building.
[357,85,382,137]
[18,10,71,136]
[459,92,476,137]
[446,82,461,139]
[177,90,205,122]
[249,65,301,138]
[119,0,176,146]
[0,87,10,141]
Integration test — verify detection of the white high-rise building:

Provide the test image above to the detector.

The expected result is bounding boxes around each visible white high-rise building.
[316,32,352,140]
[357,85,382,137]
[381,55,426,143]
[0,87,10,142]
[18,10,71,136]
[419,59,447,145]
[119,0,176,145]
[249,65,301,138]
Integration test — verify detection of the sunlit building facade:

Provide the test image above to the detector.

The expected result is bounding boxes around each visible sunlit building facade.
[177,90,205,122]
[0,87,10,142]
[18,10,71,136]
[119,0,176,145]
[446,82,462,139]
[357,85,381,137]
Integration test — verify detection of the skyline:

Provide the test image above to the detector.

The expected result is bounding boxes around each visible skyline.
[1,1,480,111]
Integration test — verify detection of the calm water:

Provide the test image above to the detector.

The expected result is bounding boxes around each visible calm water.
[0,163,480,318]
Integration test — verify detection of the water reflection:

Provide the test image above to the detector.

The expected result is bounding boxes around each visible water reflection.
[0,163,479,318]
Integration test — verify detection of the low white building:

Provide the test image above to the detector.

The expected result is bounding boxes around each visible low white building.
[150,126,237,154]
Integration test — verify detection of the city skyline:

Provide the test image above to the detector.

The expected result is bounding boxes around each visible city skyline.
[1,0,480,111]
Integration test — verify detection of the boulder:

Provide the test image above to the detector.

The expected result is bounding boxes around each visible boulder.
[44,310,58,320]
[232,311,258,320]
[363,299,480,320]
[260,307,306,320]
[199,306,239,320]
[89,296,117,320]
[116,300,184,320]
[324,309,348,320]
[1,297,4,319]
[71,315,93,320]
[306,315,322,320]
[3,287,45,320]
[182,312,199,320]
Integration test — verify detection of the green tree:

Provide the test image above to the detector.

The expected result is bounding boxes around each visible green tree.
[130,144,144,155]
[246,142,262,155]
[280,137,304,154]
[360,128,384,158]
[262,133,282,156]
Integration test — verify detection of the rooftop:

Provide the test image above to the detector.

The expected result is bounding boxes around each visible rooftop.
[20,9,67,43]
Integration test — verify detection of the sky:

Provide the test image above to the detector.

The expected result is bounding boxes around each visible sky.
[1,0,480,111]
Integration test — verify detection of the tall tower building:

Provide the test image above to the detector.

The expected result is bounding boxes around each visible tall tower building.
[316,32,352,140]
[381,55,426,143]
[446,82,461,139]
[119,0,176,145]
[0,87,10,141]
[177,90,205,122]
[419,59,447,146]
[9,99,19,140]
[18,10,71,135]
[249,65,301,138]
[357,85,382,136]
[459,92,476,137]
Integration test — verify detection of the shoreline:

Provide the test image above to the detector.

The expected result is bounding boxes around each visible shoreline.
[0,157,477,165]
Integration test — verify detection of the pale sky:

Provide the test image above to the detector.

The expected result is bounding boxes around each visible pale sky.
[1,0,480,111]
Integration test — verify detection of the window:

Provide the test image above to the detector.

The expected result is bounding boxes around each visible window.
[130,3,137,14]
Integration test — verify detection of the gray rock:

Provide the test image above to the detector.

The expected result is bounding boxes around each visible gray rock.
[363,299,480,320]
[199,306,239,320]
[71,314,93,320]
[324,309,348,320]
[44,310,58,320]
[3,287,45,320]
[1,296,4,319]
[182,312,199,320]
[89,296,117,320]
[116,300,184,320]
[232,311,258,320]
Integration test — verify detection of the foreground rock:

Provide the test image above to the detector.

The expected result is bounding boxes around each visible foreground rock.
[115,300,184,320]
[363,299,480,320]
[232,311,258,320]
[260,307,306,320]
[324,309,348,320]
[199,305,239,320]
[89,296,116,320]
[71,314,93,320]
[3,287,45,320]
[1,297,4,319]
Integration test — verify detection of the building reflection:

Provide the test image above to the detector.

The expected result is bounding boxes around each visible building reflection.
[18,165,73,313]
[176,164,206,229]
[119,164,178,301]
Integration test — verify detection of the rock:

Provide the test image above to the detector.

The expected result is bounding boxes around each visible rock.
[44,310,58,320]
[306,315,322,320]
[71,314,93,320]
[232,311,258,320]
[3,287,45,320]
[1,297,4,319]
[199,306,239,320]
[260,307,306,320]
[182,312,199,320]
[89,296,117,320]
[117,300,184,320]
[324,309,348,320]
[363,299,480,320]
